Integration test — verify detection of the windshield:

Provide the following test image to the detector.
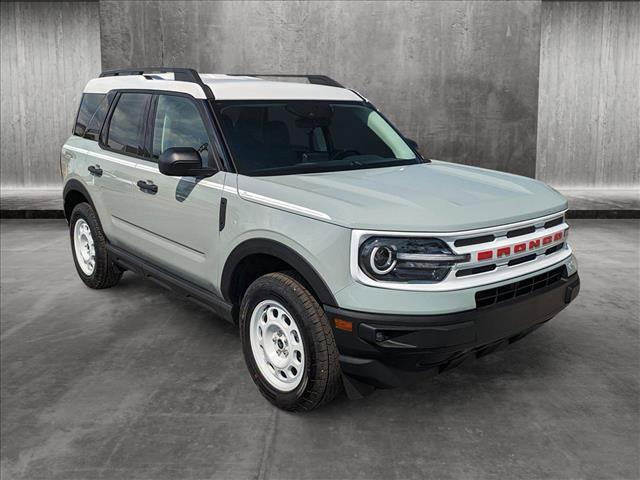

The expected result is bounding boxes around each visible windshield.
[214,101,422,176]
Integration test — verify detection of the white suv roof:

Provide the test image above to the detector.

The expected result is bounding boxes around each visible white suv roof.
[84,71,362,101]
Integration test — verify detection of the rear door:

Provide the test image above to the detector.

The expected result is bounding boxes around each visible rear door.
[127,92,226,290]
[64,92,111,220]
[88,91,153,251]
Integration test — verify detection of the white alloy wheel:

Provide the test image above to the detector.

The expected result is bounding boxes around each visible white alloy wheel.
[249,299,305,391]
[73,218,95,275]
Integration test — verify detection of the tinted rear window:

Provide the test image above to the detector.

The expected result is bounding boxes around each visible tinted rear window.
[83,94,112,141]
[105,93,150,155]
[73,93,105,138]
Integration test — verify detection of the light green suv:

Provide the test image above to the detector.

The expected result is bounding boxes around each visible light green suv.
[62,68,580,411]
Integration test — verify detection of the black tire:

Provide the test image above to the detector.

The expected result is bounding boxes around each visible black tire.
[69,202,122,289]
[239,272,343,411]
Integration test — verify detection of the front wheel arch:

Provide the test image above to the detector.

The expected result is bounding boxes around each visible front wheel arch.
[221,239,337,312]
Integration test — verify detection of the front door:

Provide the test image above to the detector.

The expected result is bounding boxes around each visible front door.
[127,93,225,290]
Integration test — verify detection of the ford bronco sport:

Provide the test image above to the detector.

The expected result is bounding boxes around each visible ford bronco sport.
[61,68,580,411]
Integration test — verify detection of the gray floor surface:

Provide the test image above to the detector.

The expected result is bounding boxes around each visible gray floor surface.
[1,219,638,480]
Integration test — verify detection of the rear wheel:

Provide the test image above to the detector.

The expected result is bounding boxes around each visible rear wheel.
[240,272,342,411]
[69,202,122,289]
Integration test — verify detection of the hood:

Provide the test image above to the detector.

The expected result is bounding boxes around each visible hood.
[236,161,567,232]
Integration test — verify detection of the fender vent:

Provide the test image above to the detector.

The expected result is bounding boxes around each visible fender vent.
[475,266,565,308]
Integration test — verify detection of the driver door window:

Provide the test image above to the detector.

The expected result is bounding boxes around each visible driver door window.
[130,93,223,287]
[152,95,210,160]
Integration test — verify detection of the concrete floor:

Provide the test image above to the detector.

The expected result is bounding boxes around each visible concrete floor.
[1,219,638,480]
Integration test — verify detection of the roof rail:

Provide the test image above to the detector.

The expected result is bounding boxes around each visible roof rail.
[99,67,214,99]
[229,74,344,88]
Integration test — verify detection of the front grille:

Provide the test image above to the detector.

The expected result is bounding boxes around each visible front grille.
[475,266,565,308]
[448,214,568,281]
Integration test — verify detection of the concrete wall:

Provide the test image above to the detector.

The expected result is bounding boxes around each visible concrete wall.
[0,2,102,189]
[2,1,637,190]
[99,0,542,178]
[536,1,640,188]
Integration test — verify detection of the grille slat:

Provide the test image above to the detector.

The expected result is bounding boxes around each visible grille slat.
[475,266,565,308]
[454,234,495,247]
[545,243,565,255]
[508,253,537,266]
[456,264,497,277]
[544,216,564,229]
[506,225,536,238]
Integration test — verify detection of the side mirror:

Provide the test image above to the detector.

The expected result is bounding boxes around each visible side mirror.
[158,147,217,177]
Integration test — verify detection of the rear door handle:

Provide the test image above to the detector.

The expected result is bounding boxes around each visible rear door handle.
[137,180,158,194]
[88,165,103,177]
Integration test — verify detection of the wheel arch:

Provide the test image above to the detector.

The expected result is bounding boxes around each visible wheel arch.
[221,238,337,312]
[63,179,96,224]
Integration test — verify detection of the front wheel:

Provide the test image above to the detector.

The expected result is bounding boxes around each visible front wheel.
[239,272,342,411]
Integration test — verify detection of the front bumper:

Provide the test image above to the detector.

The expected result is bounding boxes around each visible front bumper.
[325,270,580,389]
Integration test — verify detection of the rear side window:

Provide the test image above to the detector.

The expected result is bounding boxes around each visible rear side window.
[151,95,209,159]
[83,94,112,141]
[73,93,105,138]
[105,93,150,156]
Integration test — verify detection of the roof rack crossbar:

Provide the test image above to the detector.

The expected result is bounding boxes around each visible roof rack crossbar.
[99,67,214,99]
[229,74,344,88]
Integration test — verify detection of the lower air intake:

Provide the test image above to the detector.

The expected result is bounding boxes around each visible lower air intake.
[475,266,565,308]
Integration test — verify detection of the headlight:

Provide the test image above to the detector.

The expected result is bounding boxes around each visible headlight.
[358,237,469,282]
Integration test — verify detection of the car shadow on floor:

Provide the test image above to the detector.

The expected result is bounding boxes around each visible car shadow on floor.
[114,270,568,416]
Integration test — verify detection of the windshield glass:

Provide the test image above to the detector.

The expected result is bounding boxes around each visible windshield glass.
[215,101,421,176]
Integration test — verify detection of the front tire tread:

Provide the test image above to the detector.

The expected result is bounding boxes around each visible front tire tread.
[240,271,342,411]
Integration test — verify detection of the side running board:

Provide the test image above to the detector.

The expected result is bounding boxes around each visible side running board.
[106,243,234,323]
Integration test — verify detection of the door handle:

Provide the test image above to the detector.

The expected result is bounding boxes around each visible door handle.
[137,180,158,194]
[88,165,103,177]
